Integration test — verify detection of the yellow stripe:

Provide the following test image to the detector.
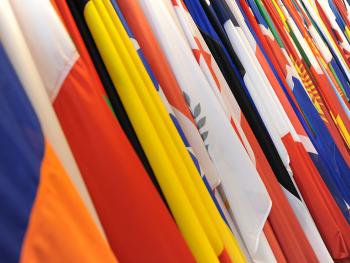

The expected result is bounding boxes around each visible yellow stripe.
[84,2,219,262]
[345,27,350,42]
[332,113,350,148]
[272,0,290,31]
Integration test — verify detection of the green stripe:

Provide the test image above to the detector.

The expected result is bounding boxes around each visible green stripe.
[254,0,285,47]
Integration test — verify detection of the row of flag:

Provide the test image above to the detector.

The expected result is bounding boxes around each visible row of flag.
[0,0,349,262]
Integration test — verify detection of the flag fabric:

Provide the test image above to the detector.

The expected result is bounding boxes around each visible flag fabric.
[113,0,244,236]
[114,1,250,258]
[204,0,350,261]
[240,0,350,259]
[190,0,301,216]
[110,0,202,188]
[246,0,350,223]
[0,39,117,263]
[273,0,350,152]
[5,1,196,262]
[169,1,279,261]
[183,1,321,262]
[294,0,350,101]
[239,0,348,256]
[301,0,350,94]
[316,0,350,65]
[115,0,223,191]
[221,0,338,262]
[2,0,350,262]
[138,1,274,262]
[242,0,350,224]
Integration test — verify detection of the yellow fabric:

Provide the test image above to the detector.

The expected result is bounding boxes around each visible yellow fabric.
[333,113,350,148]
[98,0,247,262]
[345,27,350,42]
[83,1,219,262]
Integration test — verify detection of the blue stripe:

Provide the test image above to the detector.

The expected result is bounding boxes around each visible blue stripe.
[0,43,44,262]
[202,176,230,227]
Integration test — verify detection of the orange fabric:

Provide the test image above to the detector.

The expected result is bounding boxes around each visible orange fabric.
[20,142,117,263]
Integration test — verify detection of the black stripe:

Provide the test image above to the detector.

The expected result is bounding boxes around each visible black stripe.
[199,0,246,75]
[201,30,301,199]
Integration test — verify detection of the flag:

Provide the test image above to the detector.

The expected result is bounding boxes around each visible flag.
[275,0,350,150]
[316,0,350,65]
[303,0,350,96]
[0,39,117,263]
[171,1,279,261]
[288,0,350,109]
[115,0,251,255]
[0,0,102,233]
[184,0,321,262]
[239,2,348,256]
[242,0,350,224]
[115,0,225,192]
[139,1,274,262]
[206,0,350,261]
